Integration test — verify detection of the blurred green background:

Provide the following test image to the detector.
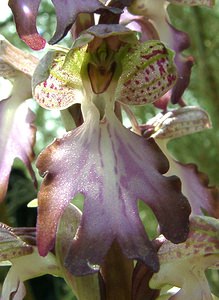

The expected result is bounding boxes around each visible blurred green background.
[0,0,219,299]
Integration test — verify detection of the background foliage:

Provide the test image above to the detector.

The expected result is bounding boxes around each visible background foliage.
[0,1,218,299]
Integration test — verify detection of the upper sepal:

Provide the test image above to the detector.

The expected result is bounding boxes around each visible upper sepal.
[32,48,85,110]
[115,41,177,105]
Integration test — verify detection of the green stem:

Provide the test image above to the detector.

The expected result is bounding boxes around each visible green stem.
[100,242,134,300]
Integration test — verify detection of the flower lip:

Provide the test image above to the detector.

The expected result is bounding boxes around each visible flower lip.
[36,104,190,275]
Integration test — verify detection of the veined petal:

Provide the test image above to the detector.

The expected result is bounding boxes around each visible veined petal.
[145,107,219,218]
[0,37,37,202]
[0,223,33,262]
[147,106,211,139]
[36,104,190,275]
[115,41,177,105]
[0,34,39,77]
[32,48,86,110]
[159,142,219,218]
[0,95,36,202]
[150,216,219,300]
[166,22,194,104]
[127,1,194,103]
[120,9,160,41]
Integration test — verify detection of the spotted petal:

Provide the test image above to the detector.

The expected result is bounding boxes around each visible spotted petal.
[0,37,37,201]
[0,223,33,262]
[36,104,190,275]
[32,48,85,110]
[115,41,177,105]
[150,215,219,300]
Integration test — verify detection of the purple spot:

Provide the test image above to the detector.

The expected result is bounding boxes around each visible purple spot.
[141,48,167,60]
[145,69,150,75]
[149,65,155,71]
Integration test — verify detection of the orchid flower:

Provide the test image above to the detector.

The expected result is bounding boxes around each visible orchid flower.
[0,35,38,202]
[31,25,191,276]
[3,0,218,299]
[150,215,219,300]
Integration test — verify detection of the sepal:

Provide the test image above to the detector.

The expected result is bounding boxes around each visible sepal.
[115,41,177,105]
[150,216,219,300]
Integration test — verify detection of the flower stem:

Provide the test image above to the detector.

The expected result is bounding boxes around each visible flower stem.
[100,241,134,300]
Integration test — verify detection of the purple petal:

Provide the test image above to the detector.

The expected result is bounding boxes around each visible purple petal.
[0,35,39,77]
[126,1,194,104]
[8,0,46,50]
[0,99,36,202]
[0,38,37,201]
[36,108,190,275]
[166,22,194,103]
[170,162,219,217]
[0,223,33,261]
[145,107,218,218]
[120,9,159,41]
[50,0,118,44]
[9,0,118,49]
[171,56,194,103]
[32,50,85,110]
